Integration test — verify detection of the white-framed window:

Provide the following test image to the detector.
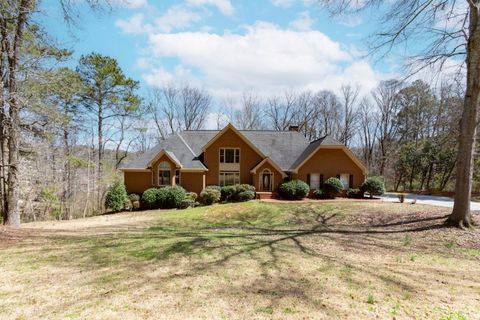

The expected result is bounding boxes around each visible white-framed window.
[219,171,240,186]
[158,161,171,185]
[310,173,320,189]
[339,174,349,190]
[220,148,240,164]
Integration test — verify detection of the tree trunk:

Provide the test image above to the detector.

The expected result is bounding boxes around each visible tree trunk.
[4,0,31,227]
[448,3,480,228]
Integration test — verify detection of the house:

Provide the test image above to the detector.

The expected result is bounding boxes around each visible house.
[120,123,367,196]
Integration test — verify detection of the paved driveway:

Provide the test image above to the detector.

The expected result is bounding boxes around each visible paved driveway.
[381,193,480,211]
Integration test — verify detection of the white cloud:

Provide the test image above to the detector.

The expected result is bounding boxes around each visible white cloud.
[289,11,313,31]
[115,13,149,35]
[186,0,234,16]
[154,5,202,33]
[142,22,382,98]
[116,5,202,34]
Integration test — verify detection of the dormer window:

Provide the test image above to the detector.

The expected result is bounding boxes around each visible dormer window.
[220,148,240,164]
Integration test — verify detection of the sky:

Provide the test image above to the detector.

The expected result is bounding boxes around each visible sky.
[39,0,398,100]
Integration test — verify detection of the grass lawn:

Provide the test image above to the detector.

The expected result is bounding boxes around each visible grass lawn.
[1,201,479,319]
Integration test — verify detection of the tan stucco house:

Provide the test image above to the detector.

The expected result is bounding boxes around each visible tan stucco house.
[120,123,367,196]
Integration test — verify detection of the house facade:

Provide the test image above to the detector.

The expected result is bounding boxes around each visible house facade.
[120,123,367,195]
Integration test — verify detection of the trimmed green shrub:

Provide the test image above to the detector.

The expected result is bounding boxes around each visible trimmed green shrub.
[156,187,169,208]
[142,188,159,208]
[105,181,128,211]
[200,186,221,205]
[206,185,221,192]
[361,176,385,198]
[278,180,310,200]
[221,185,236,201]
[237,190,255,202]
[346,188,364,199]
[235,184,255,193]
[162,185,186,208]
[323,177,343,199]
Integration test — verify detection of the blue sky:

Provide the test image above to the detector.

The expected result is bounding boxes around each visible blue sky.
[39,0,395,101]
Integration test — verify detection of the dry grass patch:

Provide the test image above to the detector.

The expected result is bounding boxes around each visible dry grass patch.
[0,201,479,319]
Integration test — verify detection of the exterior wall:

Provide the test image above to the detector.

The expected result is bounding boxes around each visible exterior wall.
[124,171,152,194]
[152,154,177,186]
[203,128,263,186]
[179,172,205,194]
[293,148,365,188]
[252,161,284,192]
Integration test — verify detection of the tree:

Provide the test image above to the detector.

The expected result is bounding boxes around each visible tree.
[234,91,264,130]
[338,84,359,147]
[77,53,140,209]
[318,0,478,227]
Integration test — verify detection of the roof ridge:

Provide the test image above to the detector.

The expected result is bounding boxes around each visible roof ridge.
[177,132,196,156]
[309,135,328,144]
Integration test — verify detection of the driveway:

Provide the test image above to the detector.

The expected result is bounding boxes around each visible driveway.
[381,193,480,211]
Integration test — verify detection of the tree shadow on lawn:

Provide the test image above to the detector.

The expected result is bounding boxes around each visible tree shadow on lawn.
[6,206,480,317]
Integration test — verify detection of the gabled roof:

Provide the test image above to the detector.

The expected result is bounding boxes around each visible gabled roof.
[289,135,368,174]
[250,158,287,178]
[120,124,366,174]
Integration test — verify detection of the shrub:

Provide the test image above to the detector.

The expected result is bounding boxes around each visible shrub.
[313,189,325,199]
[346,188,364,199]
[105,181,128,211]
[237,190,256,201]
[185,192,198,201]
[278,180,310,200]
[142,188,159,208]
[162,185,186,209]
[323,177,343,199]
[179,199,198,209]
[200,186,221,205]
[235,184,255,193]
[156,187,169,208]
[361,176,385,198]
[221,185,236,201]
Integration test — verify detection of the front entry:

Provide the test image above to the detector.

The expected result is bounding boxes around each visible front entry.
[261,169,272,191]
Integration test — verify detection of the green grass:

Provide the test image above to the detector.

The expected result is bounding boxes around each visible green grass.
[0,201,479,319]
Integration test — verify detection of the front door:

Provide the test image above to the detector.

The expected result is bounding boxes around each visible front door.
[262,172,271,191]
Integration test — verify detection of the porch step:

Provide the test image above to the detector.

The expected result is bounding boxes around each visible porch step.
[256,192,276,200]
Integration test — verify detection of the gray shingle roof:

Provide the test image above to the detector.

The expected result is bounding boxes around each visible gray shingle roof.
[120,128,342,171]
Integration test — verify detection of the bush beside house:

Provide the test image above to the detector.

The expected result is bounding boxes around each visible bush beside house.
[278,180,310,200]
[323,177,344,199]
[200,186,222,205]
[105,181,128,211]
[361,177,385,198]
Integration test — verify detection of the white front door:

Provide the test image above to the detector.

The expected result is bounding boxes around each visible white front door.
[340,174,349,190]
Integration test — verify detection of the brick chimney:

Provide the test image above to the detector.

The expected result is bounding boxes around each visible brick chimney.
[288,125,299,132]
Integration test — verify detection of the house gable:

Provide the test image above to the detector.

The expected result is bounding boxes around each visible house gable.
[292,146,367,189]
[203,125,265,186]
[291,145,368,175]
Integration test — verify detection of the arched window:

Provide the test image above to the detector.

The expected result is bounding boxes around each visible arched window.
[158,161,171,185]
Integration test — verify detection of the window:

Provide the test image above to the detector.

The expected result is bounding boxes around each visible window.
[219,171,240,186]
[158,161,171,185]
[310,173,320,189]
[175,170,180,185]
[339,174,349,190]
[220,148,240,163]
